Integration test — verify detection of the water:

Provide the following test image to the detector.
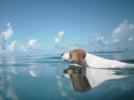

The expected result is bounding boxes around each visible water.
[0,53,134,100]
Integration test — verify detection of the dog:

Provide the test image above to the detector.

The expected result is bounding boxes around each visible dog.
[62,49,134,89]
[61,48,134,69]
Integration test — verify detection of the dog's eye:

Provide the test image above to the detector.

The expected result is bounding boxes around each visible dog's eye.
[70,53,72,58]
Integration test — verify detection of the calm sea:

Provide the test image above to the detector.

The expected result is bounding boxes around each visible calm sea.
[0,52,134,100]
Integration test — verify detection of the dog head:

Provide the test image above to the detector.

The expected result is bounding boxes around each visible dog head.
[61,49,86,64]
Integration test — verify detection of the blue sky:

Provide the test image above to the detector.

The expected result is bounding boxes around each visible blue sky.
[0,0,134,54]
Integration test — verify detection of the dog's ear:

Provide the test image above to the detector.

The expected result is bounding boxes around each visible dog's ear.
[77,49,86,63]
[79,49,86,59]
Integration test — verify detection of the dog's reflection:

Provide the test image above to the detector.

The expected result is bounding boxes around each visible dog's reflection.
[63,65,91,92]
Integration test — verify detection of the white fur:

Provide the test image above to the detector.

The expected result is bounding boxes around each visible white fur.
[62,52,70,61]
[85,53,134,68]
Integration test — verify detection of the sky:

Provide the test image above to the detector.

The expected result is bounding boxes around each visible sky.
[0,0,134,54]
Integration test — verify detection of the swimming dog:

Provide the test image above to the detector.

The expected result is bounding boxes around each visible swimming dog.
[62,48,134,69]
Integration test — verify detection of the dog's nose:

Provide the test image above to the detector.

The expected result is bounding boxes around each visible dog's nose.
[61,52,64,57]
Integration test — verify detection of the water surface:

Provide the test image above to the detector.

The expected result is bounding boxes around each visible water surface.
[0,53,134,100]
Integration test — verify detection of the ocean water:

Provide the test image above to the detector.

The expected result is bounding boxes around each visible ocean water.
[0,52,134,100]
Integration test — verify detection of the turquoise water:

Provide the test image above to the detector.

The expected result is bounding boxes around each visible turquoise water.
[0,53,134,100]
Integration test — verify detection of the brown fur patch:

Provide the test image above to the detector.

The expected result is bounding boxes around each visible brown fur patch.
[70,49,86,64]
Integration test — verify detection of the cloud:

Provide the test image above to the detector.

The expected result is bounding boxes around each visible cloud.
[0,23,44,55]
[112,38,120,44]
[28,38,40,49]
[128,35,134,42]
[9,41,18,52]
[2,22,13,40]
[88,21,134,51]
[68,33,110,51]
[0,23,13,49]
[111,20,134,51]
[112,20,134,42]
[54,37,60,44]
[54,31,64,45]
[19,45,27,53]
[7,41,28,53]
[2,38,41,54]
[7,39,41,54]
[59,31,64,38]
[92,33,109,46]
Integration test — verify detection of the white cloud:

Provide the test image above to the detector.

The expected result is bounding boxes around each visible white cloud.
[7,41,28,53]
[112,20,134,42]
[111,20,134,51]
[2,22,13,40]
[9,41,18,52]
[28,38,40,49]
[112,38,120,43]
[54,37,60,44]
[6,38,41,54]
[90,21,134,51]
[128,35,134,42]
[92,33,109,46]
[54,31,64,45]
[59,31,64,38]
[0,23,44,55]
[19,45,27,53]
[7,39,41,54]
